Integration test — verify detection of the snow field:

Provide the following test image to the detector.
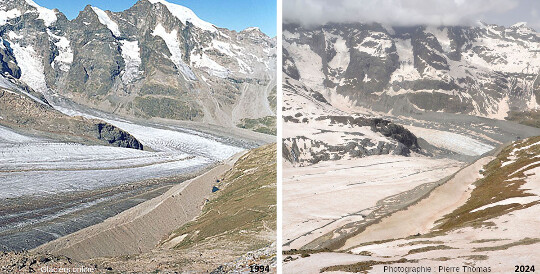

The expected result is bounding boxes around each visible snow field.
[283,155,463,250]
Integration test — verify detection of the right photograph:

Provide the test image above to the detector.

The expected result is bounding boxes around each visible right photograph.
[282,0,540,273]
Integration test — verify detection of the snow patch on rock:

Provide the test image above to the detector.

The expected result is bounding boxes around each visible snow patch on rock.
[25,0,57,27]
[119,40,143,83]
[152,23,196,80]
[47,30,73,72]
[91,6,121,36]
[0,8,21,25]
[190,53,229,78]
[148,0,216,32]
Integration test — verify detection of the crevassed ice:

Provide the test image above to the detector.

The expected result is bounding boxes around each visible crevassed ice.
[10,43,49,95]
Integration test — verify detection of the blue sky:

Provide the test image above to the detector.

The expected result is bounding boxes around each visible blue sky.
[34,0,276,37]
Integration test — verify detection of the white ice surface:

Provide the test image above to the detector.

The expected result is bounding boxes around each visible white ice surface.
[0,142,211,198]
[407,125,494,156]
[119,40,143,83]
[9,43,49,94]
[0,126,36,143]
[25,0,57,26]
[91,6,120,36]
[148,0,216,32]
[152,23,196,80]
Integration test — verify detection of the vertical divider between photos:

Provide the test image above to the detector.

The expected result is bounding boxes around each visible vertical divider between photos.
[276,0,284,272]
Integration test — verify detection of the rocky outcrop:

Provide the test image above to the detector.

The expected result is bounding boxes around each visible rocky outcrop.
[95,122,143,149]
[282,121,418,165]
[0,40,21,78]
[317,115,419,150]
[0,88,142,149]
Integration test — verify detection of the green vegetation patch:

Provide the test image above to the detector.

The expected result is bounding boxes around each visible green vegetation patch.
[435,136,540,232]
[473,238,540,252]
[320,258,414,273]
[237,116,277,135]
[506,110,540,128]
[134,96,202,120]
[168,144,276,251]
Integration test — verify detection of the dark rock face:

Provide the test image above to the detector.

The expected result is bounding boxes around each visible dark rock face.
[283,48,300,80]
[370,118,419,150]
[316,115,419,152]
[0,40,21,78]
[95,123,143,149]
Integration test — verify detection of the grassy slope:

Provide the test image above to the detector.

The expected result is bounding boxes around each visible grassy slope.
[435,136,540,231]
[237,116,277,135]
[164,143,277,252]
[295,137,540,272]
[506,110,540,128]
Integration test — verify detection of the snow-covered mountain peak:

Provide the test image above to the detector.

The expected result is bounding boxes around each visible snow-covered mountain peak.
[511,22,528,28]
[243,27,261,32]
[284,22,540,119]
[90,6,121,36]
[24,0,57,26]
[146,0,216,32]
[0,0,275,128]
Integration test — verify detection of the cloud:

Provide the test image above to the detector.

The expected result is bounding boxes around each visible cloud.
[531,8,540,31]
[283,0,519,27]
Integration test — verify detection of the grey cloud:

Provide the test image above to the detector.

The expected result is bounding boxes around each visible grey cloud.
[283,0,520,27]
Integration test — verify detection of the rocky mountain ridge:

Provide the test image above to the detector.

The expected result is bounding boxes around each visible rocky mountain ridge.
[0,82,142,149]
[284,22,540,119]
[0,0,276,128]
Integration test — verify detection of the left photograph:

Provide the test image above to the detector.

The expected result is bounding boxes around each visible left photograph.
[0,0,276,272]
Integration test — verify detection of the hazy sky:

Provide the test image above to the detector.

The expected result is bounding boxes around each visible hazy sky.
[35,0,277,37]
[284,0,540,30]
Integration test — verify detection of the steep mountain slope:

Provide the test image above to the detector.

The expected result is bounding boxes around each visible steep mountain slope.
[0,76,142,148]
[284,22,540,119]
[0,0,276,128]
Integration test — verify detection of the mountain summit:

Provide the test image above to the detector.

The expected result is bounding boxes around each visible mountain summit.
[284,22,540,119]
[0,0,276,128]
